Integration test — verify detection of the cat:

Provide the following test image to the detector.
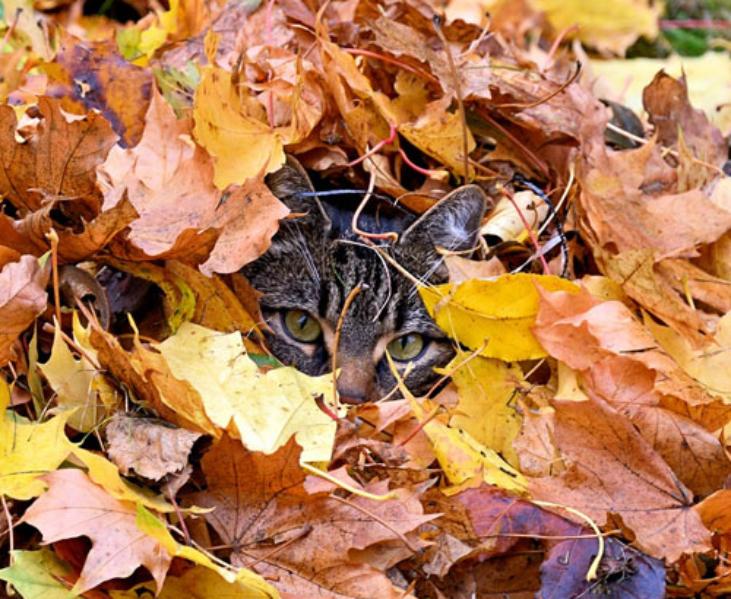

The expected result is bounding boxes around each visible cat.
[243,157,487,404]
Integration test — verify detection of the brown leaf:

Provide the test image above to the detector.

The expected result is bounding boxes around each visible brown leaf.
[0,197,137,262]
[529,395,710,561]
[642,71,726,167]
[105,414,202,481]
[22,468,171,594]
[0,255,48,367]
[0,98,117,214]
[52,40,153,148]
[190,436,430,598]
[533,286,731,494]
[98,88,288,270]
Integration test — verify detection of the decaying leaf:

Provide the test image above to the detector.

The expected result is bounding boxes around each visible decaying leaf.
[105,413,202,480]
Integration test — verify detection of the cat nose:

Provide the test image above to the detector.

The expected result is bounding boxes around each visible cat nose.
[336,359,373,404]
[339,390,368,405]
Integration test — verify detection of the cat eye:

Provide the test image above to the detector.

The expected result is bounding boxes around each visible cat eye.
[282,310,322,343]
[387,333,426,362]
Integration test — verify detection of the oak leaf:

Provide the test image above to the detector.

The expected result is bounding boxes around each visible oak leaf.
[22,468,172,594]
[105,414,202,481]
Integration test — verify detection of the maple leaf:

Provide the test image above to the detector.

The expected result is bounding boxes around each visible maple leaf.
[445,351,523,466]
[52,40,154,148]
[0,255,48,367]
[530,0,661,55]
[540,537,666,598]
[192,65,286,189]
[22,468,172,594]
[0,98,117,214]
[40,323,117,432]
[99,88,288,271]
[528,395,711,561]
[157,322,339,462]
[533,285,731,496]
[191,436,430,599]
[420,273,580,361]
[0,379,73,500]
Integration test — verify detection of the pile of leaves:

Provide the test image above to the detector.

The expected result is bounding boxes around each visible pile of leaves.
[0,0,730,596]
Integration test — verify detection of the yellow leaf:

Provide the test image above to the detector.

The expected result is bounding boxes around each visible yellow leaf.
[193,66,285,189]
[0,380,73,500]
[530,0,660,55]
[392,357,525,492]
[420,274,580,361]
[39,323,117,432]
[445,352,523,466]
[136,505,279,598]
[399,96,475,178]
[157,323,340,462]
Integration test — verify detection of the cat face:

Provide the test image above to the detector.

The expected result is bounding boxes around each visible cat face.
[243,157,486,403]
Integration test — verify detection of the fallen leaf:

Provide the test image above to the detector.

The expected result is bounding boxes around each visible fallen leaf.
[529,0,660,55]
[135,504,278,596]
[52,40,153,147]
[22,468,172,594]
[0,378,73,500]
[533,286,731,495]
[0,98,117,214]
[191,436,428,598]
[540,537,665,598]
[529,395,710,561]
[445,352,523,466]
[0,255,48,367]
[105,413,202,481]
[98,89,288,270]
[0,549,76,599]
[420,274,580,361]
[40,323,117,432]
[193,65,286,189]
[157,322,339,462]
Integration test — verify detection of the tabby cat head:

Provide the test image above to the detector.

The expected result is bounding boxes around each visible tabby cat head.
[243,157,486,403]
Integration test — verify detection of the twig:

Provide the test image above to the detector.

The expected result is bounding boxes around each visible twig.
[351,167,399,242]
[495,62,581,109]
[1,496,14,559]
[344,48,439,84]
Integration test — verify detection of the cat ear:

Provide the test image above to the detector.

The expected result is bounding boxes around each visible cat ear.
[265,155,331,226]
[399,184,486,254]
